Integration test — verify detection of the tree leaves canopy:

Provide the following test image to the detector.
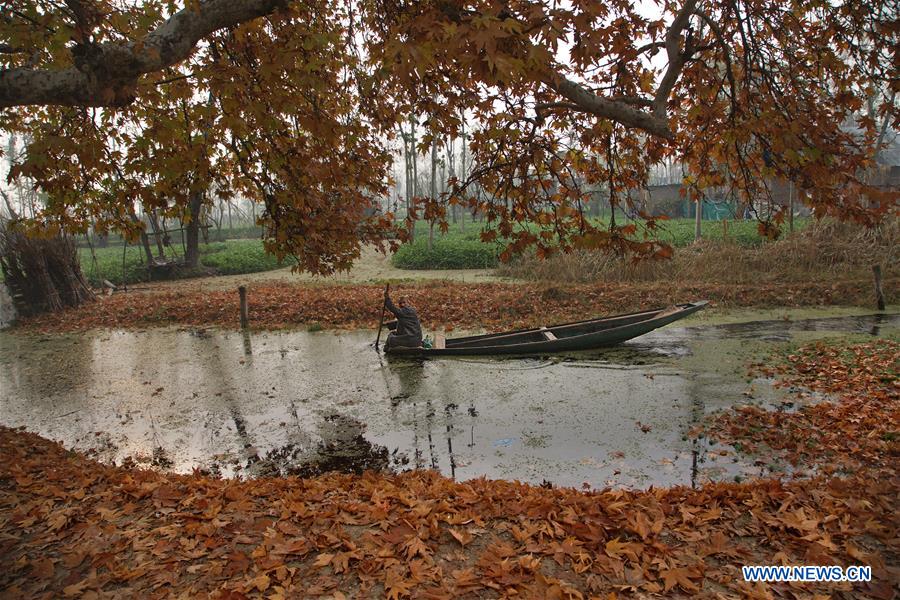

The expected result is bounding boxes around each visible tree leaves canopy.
[1,0,897,270]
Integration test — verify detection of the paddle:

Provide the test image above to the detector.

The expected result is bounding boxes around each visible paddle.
[374,283,390,350]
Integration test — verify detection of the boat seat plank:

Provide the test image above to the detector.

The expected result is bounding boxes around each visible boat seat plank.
[539,327,557,341]
[434,334,446,349]
[656,306,681,318]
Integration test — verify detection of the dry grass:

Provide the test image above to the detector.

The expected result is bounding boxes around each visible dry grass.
[497,220,899,284]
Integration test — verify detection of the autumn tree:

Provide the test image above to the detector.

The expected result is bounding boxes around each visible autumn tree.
[2,0,399,310]
[1,0,896,309]
[366,0,898,257]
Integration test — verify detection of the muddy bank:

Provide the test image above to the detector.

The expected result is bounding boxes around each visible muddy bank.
[1,313,895,489]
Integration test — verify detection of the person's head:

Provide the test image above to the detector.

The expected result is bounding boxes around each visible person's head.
[398,296,410,308]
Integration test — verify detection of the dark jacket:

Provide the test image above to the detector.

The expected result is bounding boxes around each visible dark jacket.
[385,297,422,342]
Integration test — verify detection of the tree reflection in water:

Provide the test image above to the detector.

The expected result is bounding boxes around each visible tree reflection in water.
[253,413,407,478]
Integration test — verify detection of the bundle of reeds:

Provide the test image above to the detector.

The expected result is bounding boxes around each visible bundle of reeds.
[0,221,95,315]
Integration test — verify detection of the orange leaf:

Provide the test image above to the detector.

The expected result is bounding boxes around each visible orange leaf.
[250,573,271,592]
[448,528,473,546]
[31,558,54,579]
[313,552,335,568]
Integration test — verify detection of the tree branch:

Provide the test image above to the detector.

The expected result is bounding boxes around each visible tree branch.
[541,73,674,139]
[537,1,701,140]
[653,0,700,116]
[534,101,581,112]
[692,9,737,118]
[0,0,289,108]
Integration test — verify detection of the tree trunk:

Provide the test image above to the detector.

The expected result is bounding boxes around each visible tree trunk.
[147,210,166,258]
[129,208,154,263]
[873,264,885,311]
[447,136,457,225]
[184,191,204,268]
[788,181,794,233]
[460,112,467,232]
[694,198,702,240]
[411,117,419,199]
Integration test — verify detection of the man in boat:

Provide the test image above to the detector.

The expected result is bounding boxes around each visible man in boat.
[383,289,423,350]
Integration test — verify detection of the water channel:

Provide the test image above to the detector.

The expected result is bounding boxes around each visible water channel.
[0,313,895,490]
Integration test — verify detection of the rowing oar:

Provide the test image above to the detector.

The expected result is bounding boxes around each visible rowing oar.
[373,283,390,350]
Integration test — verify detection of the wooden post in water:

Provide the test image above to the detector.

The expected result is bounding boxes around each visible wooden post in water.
[238,285,249,328]
[873,265,885,311]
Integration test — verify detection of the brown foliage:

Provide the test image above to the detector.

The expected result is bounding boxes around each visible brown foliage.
[16,278,893,334]
[1,424,896,598]
[498,221,900,285]
[707,340,900,475]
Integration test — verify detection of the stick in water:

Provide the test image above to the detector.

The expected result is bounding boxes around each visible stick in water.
[374,283,390,350]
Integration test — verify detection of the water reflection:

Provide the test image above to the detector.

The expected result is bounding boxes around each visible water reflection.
[0,332,95,405]
[252,413,398,478]
[0,313,895,489]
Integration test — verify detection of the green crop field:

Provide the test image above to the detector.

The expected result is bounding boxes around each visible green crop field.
[392,218,810,270]
[78,239,290,286]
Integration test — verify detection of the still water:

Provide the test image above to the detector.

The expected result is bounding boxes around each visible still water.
[0,314,895,489]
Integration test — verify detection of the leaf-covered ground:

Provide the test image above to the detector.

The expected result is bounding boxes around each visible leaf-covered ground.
[17,278,894,334]
[706,339,899,476]
[0,428,896,599]
[1,340,898,599]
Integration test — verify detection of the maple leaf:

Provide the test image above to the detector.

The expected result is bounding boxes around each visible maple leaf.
[403,536,432,560]
[604,538,640,562]
[331,551,353,573]
[62,579,91,597]
[313,552,335,568]
[448,528,473,546]
[30,558,54,579]
[249,573,271,592]
[702,531,735,557]
[660,567,699,592]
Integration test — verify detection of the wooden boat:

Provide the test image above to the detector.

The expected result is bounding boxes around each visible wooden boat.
[385,301,708,357]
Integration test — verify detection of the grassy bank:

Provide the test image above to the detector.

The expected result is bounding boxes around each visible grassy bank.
[497,220,897,284]
[79,239,291,287]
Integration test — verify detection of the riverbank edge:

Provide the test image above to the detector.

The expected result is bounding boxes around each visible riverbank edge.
[1,423,896,599]
[10,278,896,335]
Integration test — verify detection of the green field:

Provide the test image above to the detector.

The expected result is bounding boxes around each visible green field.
[392,218,810,270]
[79,239,291,287]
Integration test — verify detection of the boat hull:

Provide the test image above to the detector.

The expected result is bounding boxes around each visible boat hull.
[386,301,708,357]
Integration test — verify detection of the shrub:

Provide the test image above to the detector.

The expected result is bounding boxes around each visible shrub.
[199,240,288,275]
[392,238,499,269]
